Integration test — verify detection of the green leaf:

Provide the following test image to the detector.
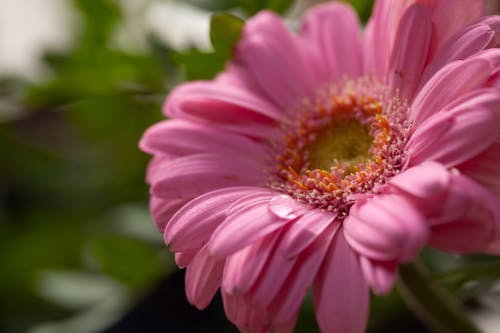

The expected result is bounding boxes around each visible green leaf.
[172,50,226,80]
[210,13,244,56]
[86,235,168,288]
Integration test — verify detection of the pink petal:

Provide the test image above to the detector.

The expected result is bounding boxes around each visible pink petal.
[344,194,428,262]
[150,153,264,200]
[234,11,318,109]
[246,234,299,310]
[388,161,450,199]
[140,119,268,158]
[208,192,298,259]
[165,187,263,252]
[300,2,363,82]
[175,250,198,268]
[270,223,338,324]
[407,93,499,167]
[222,232,280,295]
[222,292,272,333]
[388,4,432,100]
[426,0,485,56]
[185,246,225,309]
[359,256,398,295]
[314,232,369,333]
[459,139,500,197]
[420,17,499,84]
[410,58,492,127]
[280,208,337,258]
[150,196,187,232]
[429,173,500,254]
[364,0,414,79]
[163,81,280,139]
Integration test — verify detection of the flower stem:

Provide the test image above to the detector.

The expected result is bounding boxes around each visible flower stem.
[398,261,481,333]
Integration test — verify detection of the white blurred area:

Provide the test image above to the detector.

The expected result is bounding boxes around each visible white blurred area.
[0,0,214,81]
[0,0,76,80]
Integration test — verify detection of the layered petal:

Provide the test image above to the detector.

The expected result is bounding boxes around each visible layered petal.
[388,4,432,100]
[150,196,187,232]
[300,2,363,82]
[280,208,337,259]
[410,58,492,127]
[314,232,369,333]
[429,173,500,254]
[459,139,500,196]
[344,194,428,262]
[233,11,318,110]
[150,153,265,199]
[165,187,265,252]
[164,81,280,139]
[208,193,302,259]
[185,246,225,309]
[407,90,500,167]
[359,256,398,295]
[140,119,268,158]
[420,16,500,84]
[269,224,337,324]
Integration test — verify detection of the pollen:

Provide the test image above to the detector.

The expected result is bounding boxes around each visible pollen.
[268,78,409,215]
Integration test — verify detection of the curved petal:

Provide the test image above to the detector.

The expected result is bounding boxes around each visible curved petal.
[175,250,198,268]
[150,153,265,200]
[410,58,492,127]
[459,139,500,197]
[150,196,187,232]
[280,208,337,259]
[359,256,398,295]
[363,0,414,79]
[270,223,338,324]
[388,4,432,100]
[344,194,428,262]
[222,292,272,333]
[234,11,318,109]
[388,161,451,199]
[407,91,500,167]
[425,0,485,56]
[429,173,500,254]
[222,232,280,295]
[165,187,264,252]
[164,81,280,139]
[185,246,225,310]
[208,192,300,259]
[140,119,269,158]
[420,16,500,84]
[314,232,369,333]
[300,2,363,82]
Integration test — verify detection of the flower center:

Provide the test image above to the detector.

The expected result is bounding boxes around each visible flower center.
[306,119,373,173]
[268,78,409,215]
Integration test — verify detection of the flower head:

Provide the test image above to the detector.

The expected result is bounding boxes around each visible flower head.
[140,1,500,332]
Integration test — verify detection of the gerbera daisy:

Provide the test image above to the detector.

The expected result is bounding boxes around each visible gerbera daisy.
[140,1,500,332]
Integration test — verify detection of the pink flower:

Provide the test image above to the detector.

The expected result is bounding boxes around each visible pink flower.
[140,1,500,332]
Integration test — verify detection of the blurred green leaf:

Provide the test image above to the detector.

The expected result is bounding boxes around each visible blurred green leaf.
[210,13,244,56]
[172,50,226,80]
[179,0,294,15]
[87,235,168,288]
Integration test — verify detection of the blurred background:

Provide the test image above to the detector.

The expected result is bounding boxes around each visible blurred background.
[0,0,499,332]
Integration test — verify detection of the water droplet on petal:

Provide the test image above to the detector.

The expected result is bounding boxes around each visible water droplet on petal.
[269,195,297,219]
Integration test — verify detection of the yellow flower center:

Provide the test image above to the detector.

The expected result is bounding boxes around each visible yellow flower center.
[306,119,373,173]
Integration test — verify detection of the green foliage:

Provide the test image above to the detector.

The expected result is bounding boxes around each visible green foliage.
[173,13,244,80]
[87,234,168,288]
[179,0,295,15]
